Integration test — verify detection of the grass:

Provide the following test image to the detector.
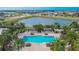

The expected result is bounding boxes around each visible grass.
[2,16,32,23]
[37,16,79,21]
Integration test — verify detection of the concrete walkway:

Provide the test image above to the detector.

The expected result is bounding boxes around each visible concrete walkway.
[20,43,50,51]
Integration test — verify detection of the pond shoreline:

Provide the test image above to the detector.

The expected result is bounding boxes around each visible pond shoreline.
[34,16,79,21]
[2,15,79,23]
[18,17,74,26]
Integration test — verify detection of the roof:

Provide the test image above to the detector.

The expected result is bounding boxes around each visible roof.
[54,29,63,31]
[27,28,36,30]
[43,28,52,31]
[0,28,8,35]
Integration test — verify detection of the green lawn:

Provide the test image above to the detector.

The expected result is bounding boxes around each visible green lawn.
[3,16,32,23]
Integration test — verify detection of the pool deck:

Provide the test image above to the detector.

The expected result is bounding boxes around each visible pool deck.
[18,32,61,51]
[18,31,61,39]
[20,43,50,51]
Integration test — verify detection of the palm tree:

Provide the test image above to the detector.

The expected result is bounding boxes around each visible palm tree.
[33,24,44,33]
[0,32,13,51]
[0,35,5,50]
[44,25,54,31]
[50,39,65,51]
[14,23,26,33]
[50,23,79,51]
[64,31,78,50]
[0,27,25,51]
[69,21,78,29]
[60,30,79,51]
[54,23,60,29]
[61,25,70,34]
[12,38,24,51]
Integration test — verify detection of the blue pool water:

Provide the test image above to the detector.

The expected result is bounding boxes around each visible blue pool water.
[22,35,55,43]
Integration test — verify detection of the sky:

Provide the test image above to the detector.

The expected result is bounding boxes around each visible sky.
[0,7,79,10]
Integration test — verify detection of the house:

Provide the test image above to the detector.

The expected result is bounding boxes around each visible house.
[54,29,63,33]
[0,28,8,35]
[71,28,79,31]
[27,27,37,33]
[43,28,53,33]
[0,13,5,20]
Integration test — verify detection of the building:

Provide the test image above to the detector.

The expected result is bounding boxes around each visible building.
[27,27,37,33]
[54,29,63,33]
[0,28,8,35]
[43,28,53,33]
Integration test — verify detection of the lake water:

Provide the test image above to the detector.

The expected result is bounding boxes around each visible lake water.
[18,17,73,26]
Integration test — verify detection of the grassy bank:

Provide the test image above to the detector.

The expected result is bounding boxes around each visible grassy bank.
[37,16,79,21]
[1,15,79,24]
[1,16,32,24]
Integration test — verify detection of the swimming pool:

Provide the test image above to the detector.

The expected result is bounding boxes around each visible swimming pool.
[22,35,55,43]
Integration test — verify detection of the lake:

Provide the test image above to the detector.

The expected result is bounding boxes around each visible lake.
[18,17,73,26]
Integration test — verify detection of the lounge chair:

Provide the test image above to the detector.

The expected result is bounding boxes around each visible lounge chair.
[30,32,34,35]
[46,43,52,47]
[44,33,48,35]
[25,43,31,47]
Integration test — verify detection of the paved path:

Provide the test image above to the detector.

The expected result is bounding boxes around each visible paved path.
[20,43,50,51]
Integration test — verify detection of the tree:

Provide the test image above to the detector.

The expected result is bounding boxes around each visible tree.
[50,24,79,51]
[69,21,78,29]
[61,25,70,34]
[54,23,60,29]
[12,38,24,51]
[0,31,13,51]
[63,31,78,51]
[33,24,44,32]
[44,25,54,31]
[0,27,25,51]
[50,39,65,51]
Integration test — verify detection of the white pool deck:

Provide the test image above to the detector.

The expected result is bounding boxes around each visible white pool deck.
[20,43,50,51]
[18,32,61,51]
